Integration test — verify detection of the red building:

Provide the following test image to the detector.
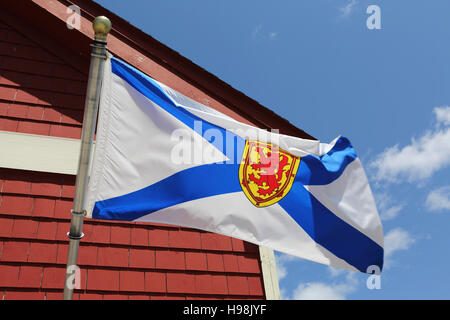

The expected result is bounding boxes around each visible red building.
[0,0,313,300]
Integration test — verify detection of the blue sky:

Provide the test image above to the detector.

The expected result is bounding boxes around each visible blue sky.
[94,0,450,299]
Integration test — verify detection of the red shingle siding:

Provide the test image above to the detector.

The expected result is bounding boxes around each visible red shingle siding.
[0,168,264,300]
[0,20,84,140]
[0,9,265,300]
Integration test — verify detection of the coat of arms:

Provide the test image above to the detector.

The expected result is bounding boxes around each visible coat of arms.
[239,141,300,207]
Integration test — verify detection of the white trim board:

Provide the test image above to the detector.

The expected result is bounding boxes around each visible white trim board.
[0,130,82,175]
[259,246,281,299]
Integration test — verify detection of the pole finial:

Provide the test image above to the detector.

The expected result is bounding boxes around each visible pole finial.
[93,16,111,41]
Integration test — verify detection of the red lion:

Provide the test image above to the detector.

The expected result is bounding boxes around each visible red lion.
[248,146,289,197]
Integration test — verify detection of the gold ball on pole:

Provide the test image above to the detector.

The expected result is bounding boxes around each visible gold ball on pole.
[92,16,111,40]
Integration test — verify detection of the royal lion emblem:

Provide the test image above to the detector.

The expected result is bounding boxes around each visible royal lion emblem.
[239,141,300,207]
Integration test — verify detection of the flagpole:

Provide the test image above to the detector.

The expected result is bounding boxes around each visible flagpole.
[63,16,111,300]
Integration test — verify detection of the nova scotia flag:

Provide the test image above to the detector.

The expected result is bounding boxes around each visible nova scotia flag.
[86,56,384,273]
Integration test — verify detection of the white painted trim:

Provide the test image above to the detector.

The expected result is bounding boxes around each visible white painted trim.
[259,246,281,300]
[0,130,81,175]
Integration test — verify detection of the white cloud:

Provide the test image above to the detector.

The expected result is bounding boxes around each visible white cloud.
[374,192,404,221]
[384,228,415,257]
[293,282,347,300]
[435,106,450,126]
[328,266,346,278]
[292,272,358,300]
[291,270,358,300]
[275,252,300,281]
[383,228,415,268]
[425,186,450,212]
[380,204,403,221]
[276,260,288,281]
[339,0,358,18]
[252,24,278,40]
[370,107,450,183]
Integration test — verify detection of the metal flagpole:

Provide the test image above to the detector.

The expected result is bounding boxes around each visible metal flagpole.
[63,16,111,300]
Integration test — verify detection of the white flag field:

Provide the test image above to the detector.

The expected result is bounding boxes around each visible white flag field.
[85,55,384,273]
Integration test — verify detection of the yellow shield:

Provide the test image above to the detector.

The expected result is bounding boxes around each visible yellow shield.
[239,141,300,207]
